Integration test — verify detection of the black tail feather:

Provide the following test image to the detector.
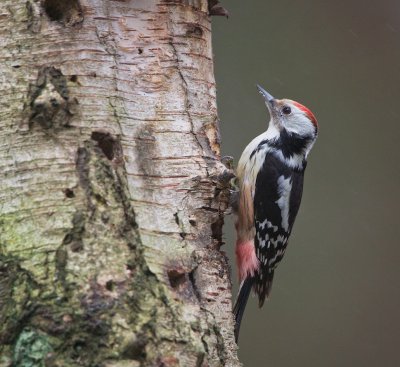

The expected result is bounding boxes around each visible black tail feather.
[233,277,254,343]
[255,270,274,308]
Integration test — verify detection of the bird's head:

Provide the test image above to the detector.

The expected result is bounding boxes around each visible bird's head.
[257,85,318,141]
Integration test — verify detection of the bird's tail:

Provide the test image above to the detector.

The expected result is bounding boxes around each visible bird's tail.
[233,277,254,343]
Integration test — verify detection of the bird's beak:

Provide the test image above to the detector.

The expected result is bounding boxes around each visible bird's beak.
[256,84,275,108]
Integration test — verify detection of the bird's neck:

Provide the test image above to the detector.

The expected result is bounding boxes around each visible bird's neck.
[268,128,314,170]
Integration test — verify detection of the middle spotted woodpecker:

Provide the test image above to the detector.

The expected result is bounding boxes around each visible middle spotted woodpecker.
[233,85,318,342]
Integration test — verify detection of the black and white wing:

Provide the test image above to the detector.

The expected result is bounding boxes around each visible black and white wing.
[253,153,304,306]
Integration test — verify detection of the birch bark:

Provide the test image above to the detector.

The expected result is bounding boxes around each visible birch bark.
[0,0,239,366]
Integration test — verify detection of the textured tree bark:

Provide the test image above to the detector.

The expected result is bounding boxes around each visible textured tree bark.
[0,1,239,366]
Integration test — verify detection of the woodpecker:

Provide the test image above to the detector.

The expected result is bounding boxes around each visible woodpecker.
[233,85,318,342]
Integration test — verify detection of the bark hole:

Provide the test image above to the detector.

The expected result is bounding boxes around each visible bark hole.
[91,131,122,161]
[63,188,75,198]
[167,269,186,289]
[105,280,114,291]
[42,0,83,25]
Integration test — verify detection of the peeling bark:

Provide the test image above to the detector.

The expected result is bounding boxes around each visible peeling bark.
[0,1,239,366]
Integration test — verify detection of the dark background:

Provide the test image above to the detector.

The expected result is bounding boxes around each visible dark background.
[212,1,400,366]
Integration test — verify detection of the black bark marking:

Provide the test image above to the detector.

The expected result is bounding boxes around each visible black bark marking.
[0,256,38,345]
[121,333,148,360]
[23,67,79,131]
[55,247,68,284]
[186,23,203,37]
[188,269,201,302]
[62,211,85,253]
[211,216,224,244]
[26,1,41,33]
[75,146,96,215]
[173,212,180,225]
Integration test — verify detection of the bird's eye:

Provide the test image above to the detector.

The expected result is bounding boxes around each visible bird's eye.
[282,106,291,115]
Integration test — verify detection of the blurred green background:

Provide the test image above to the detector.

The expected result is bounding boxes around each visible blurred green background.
[212,1,400,366]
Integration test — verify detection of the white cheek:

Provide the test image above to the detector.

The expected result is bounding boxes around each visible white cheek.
[285,114,315,136]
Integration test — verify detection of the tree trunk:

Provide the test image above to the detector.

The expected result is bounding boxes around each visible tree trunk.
[0,1,239,366]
